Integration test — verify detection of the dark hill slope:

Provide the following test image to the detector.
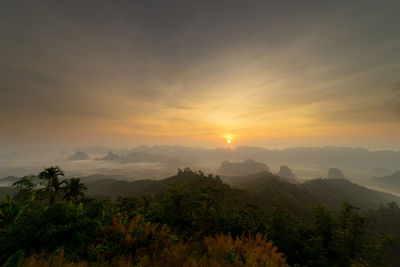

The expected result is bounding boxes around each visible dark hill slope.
[301,178,400,210]
[85,170,400,214]
[80,174,127,183]
[85,169,230,199]
[217,159,269,176]
[234,172,400,211]
[0,176,18,186]
[233,172,319,217]
[85,179,159,198]
[67,151,90,161]
[372,171,400,193]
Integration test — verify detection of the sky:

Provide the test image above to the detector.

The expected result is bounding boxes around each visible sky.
[1,0,400,151]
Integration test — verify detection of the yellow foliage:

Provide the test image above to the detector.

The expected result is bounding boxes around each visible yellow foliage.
[109,214,173,255]
[202,233,287,267]
[22,251,88,267]
[135,232,287,267]
[22,252,136,267]
[22,217,287,267]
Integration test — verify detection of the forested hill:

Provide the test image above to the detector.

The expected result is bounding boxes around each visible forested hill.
[301,178,400,210]
[83,168,230,199]
[372,171,400,194]
[82,170,400,212]
[2,169,399,212]
[231,171,400,210]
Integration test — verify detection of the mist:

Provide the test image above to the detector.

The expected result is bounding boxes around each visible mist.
[2,144,399,194]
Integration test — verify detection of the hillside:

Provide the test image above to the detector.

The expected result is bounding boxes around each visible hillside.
[216,159,270,176]
[0,176,18,186]
[231,171,400,212]
[67,151,90,161]
[4,169,399,216]
[81,170,400,215]
[301,178,400,210]
[278,165,297,182]
[372,171,400,193]
[85,168,230,199]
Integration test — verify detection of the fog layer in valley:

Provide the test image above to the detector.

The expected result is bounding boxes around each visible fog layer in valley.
[1,145,400,195]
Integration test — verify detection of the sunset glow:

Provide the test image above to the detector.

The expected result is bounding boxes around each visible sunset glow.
[0,1,399,151]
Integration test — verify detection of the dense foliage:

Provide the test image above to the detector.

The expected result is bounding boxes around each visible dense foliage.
[0,167,397,266]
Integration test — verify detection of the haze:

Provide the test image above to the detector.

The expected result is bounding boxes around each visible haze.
[1,0,400,151]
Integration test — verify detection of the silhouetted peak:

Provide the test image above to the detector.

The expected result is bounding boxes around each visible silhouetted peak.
[371,170,400,189]
[95,151,121,161]
[327,168,345,179]
[279,165,296,181]
[217,159,269,176]
[67,151,90,161]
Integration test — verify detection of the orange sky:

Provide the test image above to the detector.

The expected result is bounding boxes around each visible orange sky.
[1,1,400,151]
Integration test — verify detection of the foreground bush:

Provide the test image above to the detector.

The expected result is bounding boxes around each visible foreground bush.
[21,231,286,267]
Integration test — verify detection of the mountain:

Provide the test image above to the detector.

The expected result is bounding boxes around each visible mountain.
[372,171,400,192]
[220,165,296,185]
[0,176,18,185]
[94,151,121,161]
[301,178,399,210]
[278,165,297,182]
[327,167,345,179]
[82,169,400,216]
[79,173,127,183]
[216,159,269,176]
[85,168,229,199]
[67,151,90,161]
[231,171,318,216]
[77,146,114,155]
[233,171,400,212]
[94,151,182,165]
[127,145,400,170]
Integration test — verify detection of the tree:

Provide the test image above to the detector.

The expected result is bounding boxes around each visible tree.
[12,176,35,191]
[38,166,66,203]
[12,176,36,202]
[63,178,87,204]
[335,201,368,265]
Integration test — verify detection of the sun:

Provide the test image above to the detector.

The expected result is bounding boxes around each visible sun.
[223,134,234,145]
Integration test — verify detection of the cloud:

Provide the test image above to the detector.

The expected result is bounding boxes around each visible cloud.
[391,82,400,114]
[1,0,400,149]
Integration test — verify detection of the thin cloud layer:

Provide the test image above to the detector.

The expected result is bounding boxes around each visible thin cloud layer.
[1,0,400,149]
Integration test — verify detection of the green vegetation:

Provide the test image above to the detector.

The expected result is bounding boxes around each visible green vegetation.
[0,167,398,266]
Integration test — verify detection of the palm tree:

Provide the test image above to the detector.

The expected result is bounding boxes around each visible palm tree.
[12,175,36,202]
[38,166,65,203]
[63,178,87,204]
[13,175,36,190]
